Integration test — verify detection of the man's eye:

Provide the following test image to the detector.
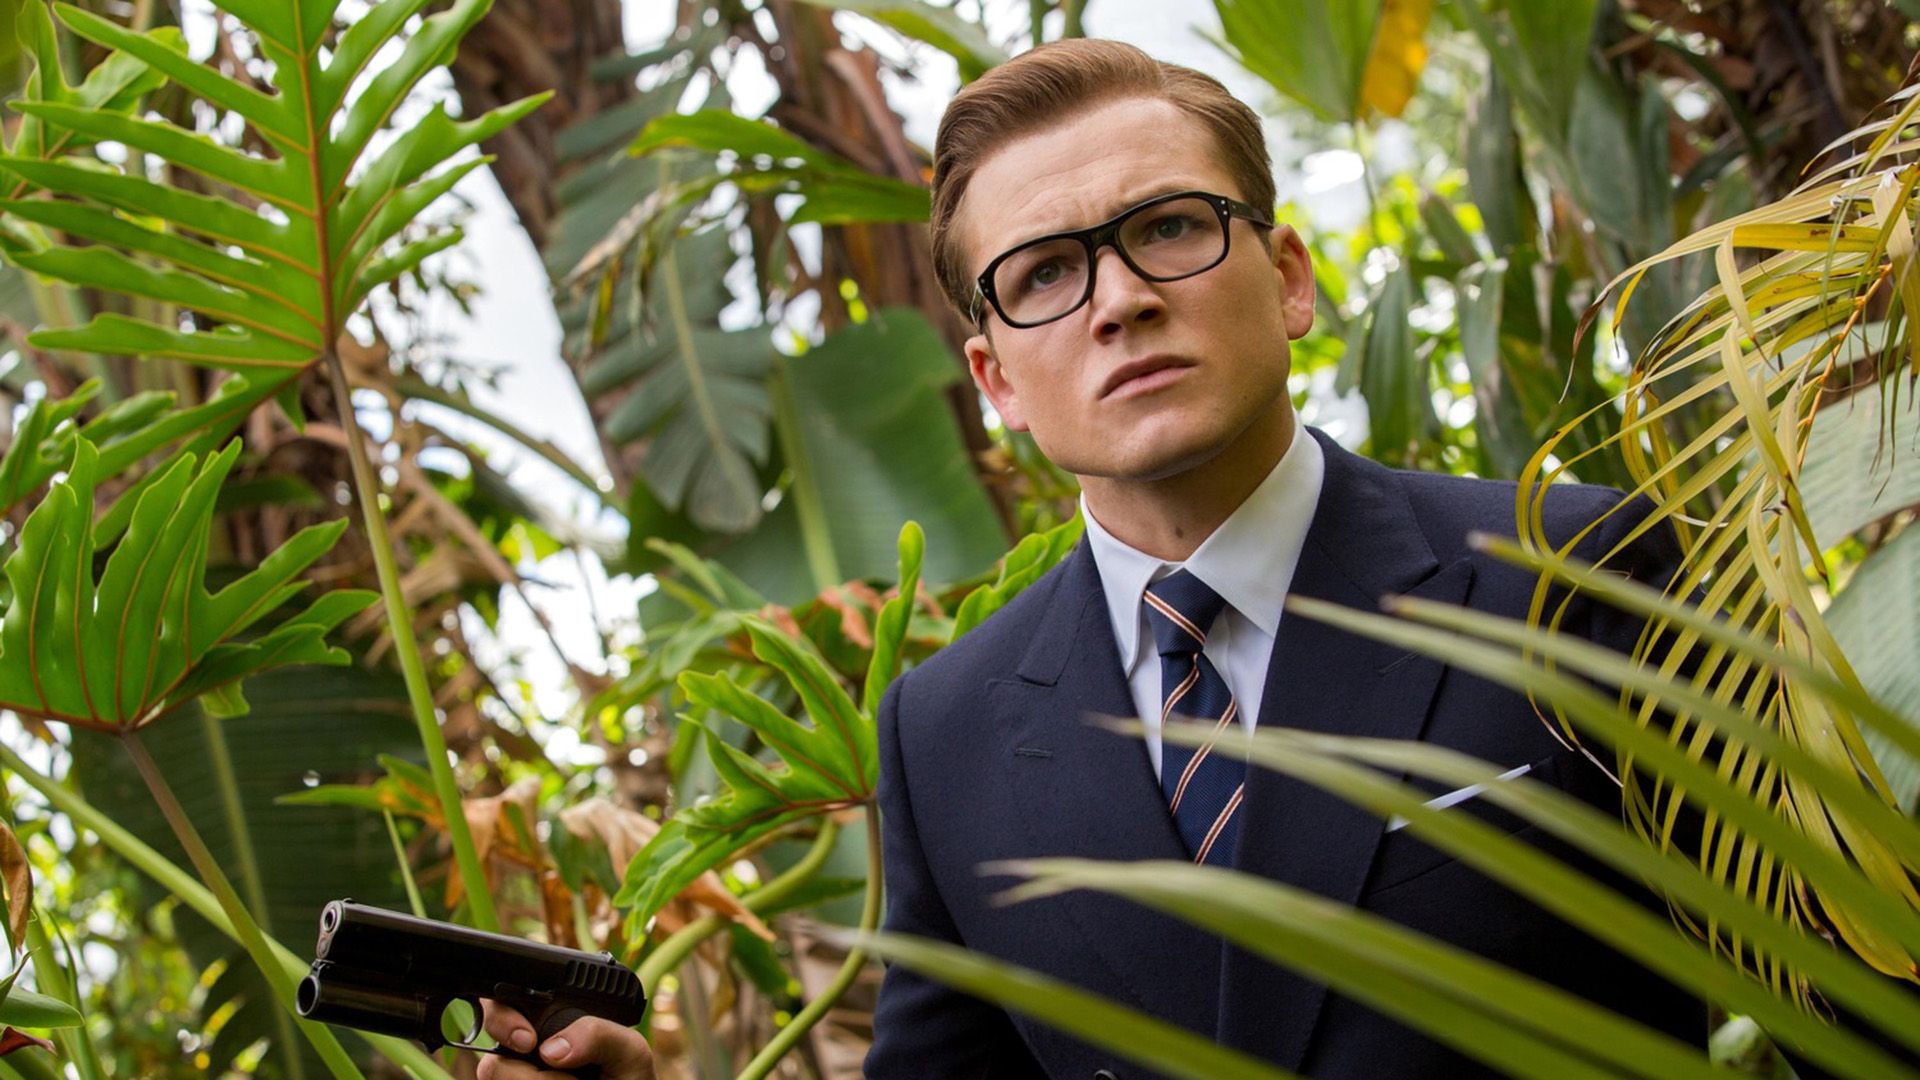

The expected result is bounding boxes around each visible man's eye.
[1024,260,1067,289]
[1144,214,1200,241]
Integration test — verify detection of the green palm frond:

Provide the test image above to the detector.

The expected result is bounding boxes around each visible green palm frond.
[0,0,548,375]
[1514,76,1920,990]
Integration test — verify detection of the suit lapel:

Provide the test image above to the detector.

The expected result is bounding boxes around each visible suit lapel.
[1215,429,1475,1071]
[995,539,1224,1038]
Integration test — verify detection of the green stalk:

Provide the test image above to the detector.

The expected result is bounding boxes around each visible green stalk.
[321,348,499,934]
[635,819,842,992]
[0,743,453,1079]
[384,809,427,918]
[735,813,881,1080]
[201,712,307,1080]
[24,913,103,1080]
[767,356,839,592]
[119,732,365,1080]
[0,1047,60,1080]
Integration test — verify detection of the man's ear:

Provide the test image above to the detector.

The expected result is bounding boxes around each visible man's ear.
[966,330,1028,432]
[1268,223,1316,340]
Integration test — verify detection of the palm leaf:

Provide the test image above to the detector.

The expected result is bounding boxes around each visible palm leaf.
[0,438,374,730]
[0,0,548,374]
[856,930,1296,1080]
[1517,76,1920,989]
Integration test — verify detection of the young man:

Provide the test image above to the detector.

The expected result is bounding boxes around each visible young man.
[865,39,1701,1078]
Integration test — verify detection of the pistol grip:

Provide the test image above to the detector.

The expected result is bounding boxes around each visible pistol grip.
[494,997,601,1080]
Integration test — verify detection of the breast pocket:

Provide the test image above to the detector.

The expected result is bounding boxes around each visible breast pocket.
[1361,750,1566,897]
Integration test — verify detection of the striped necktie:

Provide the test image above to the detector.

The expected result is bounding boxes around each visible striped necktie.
[1144,570,1247,866]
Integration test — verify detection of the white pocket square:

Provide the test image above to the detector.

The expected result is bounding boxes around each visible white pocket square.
[1384,762,1533,833]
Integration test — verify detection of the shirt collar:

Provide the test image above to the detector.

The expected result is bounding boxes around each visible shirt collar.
[1081,420,1325,674]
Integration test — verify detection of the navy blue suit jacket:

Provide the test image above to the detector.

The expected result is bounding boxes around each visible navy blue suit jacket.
[866,427,1702,1078]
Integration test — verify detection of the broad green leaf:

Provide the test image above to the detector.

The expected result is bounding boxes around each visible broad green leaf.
[1456,260,1535,477]
[1825,525,1920,812]
[792,0,1007,82]
[73,663,430,1076]
[1464,67,1533,254]
[1211,0,1381,124]
[714,309,1006,605]
[1507,0,1598,140]
[0,439,374,730]
[0,379,100,514]
[4,2,179,170]
[1800,387,1920,550]
[0,987,80,1028]
[1357,263,1428,460]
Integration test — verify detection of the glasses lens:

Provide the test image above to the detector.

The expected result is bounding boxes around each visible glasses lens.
[991,237,1090,325]
[1119,196,1226,280]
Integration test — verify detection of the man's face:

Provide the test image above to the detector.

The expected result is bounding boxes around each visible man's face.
[959,95,1315,486]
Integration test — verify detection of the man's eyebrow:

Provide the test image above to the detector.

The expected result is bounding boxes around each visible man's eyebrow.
[996,186,1199,250]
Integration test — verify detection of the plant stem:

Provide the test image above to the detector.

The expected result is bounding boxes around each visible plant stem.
[118,731,365,1080]
[24,912,103,1080]
[0,742,453,1080]
[320,348,499,933]
[201,711,307,1080]
[734,812,881,1080]
[384,809,427,918]
[635,819,841,992]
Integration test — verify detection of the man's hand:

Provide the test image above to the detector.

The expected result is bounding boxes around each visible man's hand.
[476,999,654,1080]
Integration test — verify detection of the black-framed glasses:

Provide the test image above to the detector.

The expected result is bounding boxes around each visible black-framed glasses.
[971,190,1274,329]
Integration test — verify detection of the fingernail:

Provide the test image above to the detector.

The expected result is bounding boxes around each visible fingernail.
[509,1029,533,1052]
[542,1036,571,1062]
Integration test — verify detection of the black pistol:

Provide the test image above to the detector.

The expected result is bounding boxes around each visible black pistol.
[297,899,646,1074]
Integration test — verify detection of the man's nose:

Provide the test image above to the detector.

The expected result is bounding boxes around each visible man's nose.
[1085,244,1164,338]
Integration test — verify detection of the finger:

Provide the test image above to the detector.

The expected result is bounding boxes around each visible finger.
[538,1015,655,1080]
[479,998,538,1055]
[476,1048,580,1080]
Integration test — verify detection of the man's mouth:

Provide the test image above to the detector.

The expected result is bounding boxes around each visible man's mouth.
[1101,357,1192,399]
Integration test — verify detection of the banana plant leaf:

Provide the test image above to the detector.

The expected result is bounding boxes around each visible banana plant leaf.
[66,662,424,1078]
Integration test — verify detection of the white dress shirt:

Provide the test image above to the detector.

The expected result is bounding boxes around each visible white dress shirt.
[1080,421,1326,780]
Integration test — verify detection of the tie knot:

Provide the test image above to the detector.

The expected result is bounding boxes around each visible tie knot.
[1143,569,1228,656]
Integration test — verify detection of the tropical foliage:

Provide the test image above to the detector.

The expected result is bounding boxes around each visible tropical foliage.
[0,0,1914,1079]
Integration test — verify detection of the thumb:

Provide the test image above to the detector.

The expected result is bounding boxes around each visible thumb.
[538,1015,654,1080]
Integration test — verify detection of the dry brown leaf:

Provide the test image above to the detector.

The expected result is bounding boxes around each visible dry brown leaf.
[0,821,30,956]
[0,1029,53,1056]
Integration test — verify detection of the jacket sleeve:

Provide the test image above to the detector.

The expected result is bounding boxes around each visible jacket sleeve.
[864,677,1044,1077]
